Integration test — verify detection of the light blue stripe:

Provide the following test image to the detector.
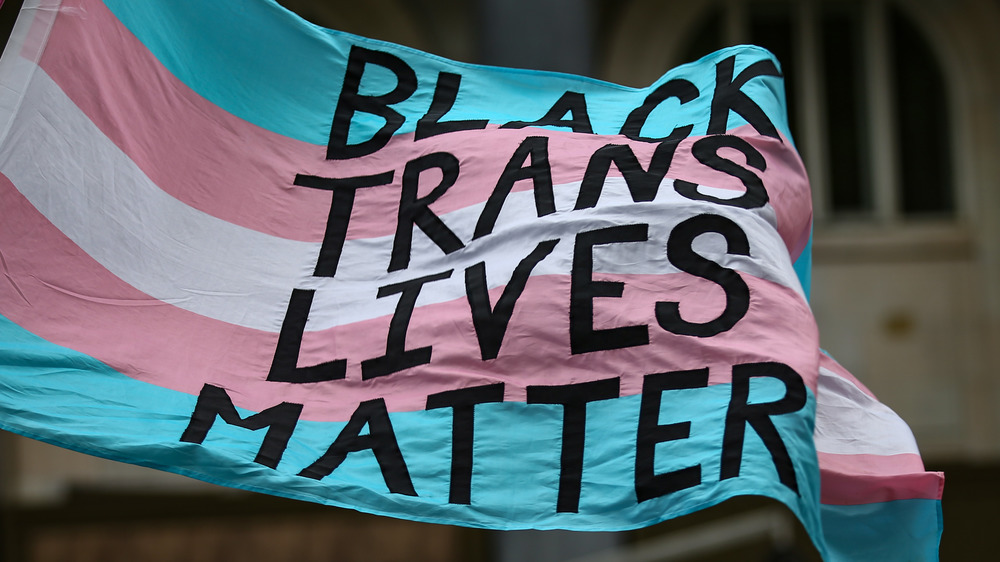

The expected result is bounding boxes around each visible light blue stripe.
[793,230,813,301]
[101,0,792,145]
[1,313,823,553]
[821,499,942,561]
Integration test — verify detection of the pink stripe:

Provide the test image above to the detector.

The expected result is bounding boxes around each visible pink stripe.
[293,272,820,404]
[38,0,810,257]
[820,468,944,505]
[38,0,329,241]
[1,172,818,421]
[818,451,926,477]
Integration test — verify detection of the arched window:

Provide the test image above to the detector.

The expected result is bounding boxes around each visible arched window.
[648,0,956,224]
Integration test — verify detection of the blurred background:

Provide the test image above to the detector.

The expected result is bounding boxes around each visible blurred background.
[2,0,998,559]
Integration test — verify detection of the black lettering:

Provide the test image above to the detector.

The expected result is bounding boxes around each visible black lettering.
[180,384,302,469]
[294,171,395,278]
[466,239,559,360]
[635,369,708,502]
[268,289,347,383]
[656,214,750,337]
[570,225,649,354]
[672,135,768,209]
[299,398,417,496]
[708,55,782,140]
[389,152,465,272]
[362,270,454,379]
[415,72,489,140]
[620,78,698,143]
[527,377,620,513]
[574,128,688,210]
[426,383,505,504]
[721,362,807,494]
[327,46,418,159]
[501,91,593,134]
[474,136,555,239]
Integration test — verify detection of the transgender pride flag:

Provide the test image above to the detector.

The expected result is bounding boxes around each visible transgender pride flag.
[0,0,942,559]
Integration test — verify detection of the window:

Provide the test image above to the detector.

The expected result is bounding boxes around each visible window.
[678,0,955,224]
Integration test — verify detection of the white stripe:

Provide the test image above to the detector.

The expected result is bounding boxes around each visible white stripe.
[813,366,921,456]
[0,59,320,332]
[1,57,806,334]
[312,179,804,329]
[0,0,58,143]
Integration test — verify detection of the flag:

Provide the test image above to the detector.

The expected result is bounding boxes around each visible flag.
[0,0,942,559]
[814,353,944,560]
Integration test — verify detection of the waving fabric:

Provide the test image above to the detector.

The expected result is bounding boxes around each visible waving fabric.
[0,1,942,559]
